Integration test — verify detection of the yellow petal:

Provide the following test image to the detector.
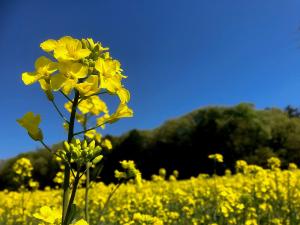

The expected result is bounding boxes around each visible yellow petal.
[50,73,67,91]
[69,63,88,78]
[39,79,50,91]
[58,36,74,45]
[109,103,133,123]
[117,87,130,103]
[62,79,77,95]
[40,39,58,52]
[35,56,53,70]
[54,47,69,61]
[22,72,38,85]
[76,75,100,96]
[76,49,91,58]
[100,75,121,93]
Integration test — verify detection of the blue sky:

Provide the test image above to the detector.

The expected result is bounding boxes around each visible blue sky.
[1,0,300,158]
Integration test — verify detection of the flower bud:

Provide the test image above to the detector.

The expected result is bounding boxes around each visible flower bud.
[92,155,103,164]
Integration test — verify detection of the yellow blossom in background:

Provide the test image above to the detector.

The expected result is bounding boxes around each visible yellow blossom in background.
[2,160,300,224]
[288,163,298,170]
[267,157,281,170]
[13,157,33,177]
[208,153,223,163]
[101,139,112,150]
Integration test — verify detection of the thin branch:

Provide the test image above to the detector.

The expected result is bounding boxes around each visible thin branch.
[73,121,109,136]
[60,90,73,103]
[51,100,69,124]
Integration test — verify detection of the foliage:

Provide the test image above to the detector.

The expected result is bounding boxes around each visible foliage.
[3,103,300,189]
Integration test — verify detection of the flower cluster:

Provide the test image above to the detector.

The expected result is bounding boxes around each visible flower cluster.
[267,157,281,170]
[58,139,103,167]
[114,160,142,185]
[18,36,133,143]
[12,157,33,178]
[12,157,39,190]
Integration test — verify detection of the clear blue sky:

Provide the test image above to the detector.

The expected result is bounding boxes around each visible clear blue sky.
[1,0,300,158]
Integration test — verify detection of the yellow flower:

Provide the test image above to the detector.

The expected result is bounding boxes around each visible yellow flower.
[78,96,108,115]
[22,56,57,86]
[99,74,122,93]
[17,112,43,141]
[95,57,123,78]
[33,206,60,224]
[50,62,88,94]
[41,36,91,61]
[76,75,100,97]
[95,57,131,101]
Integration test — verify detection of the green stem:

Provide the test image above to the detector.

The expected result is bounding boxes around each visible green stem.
[85,163,90,223]
[62,90,80,224]
[82,114,90,223]
[64,172,81,225]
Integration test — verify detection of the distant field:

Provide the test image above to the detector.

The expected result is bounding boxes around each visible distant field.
[1,161,300,225]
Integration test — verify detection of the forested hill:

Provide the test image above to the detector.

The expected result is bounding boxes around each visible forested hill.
[1,103,300,189]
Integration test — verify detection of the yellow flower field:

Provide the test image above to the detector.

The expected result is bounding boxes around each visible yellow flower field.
[1,160,300,225]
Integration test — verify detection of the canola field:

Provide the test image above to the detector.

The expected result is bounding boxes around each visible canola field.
[1,159,300,225]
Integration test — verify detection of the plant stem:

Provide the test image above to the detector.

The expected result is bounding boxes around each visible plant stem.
[62,90,80,224]
[64,172,81,225]
[60,90,73,103]
[85,163,90,223]
[73,121,109,136]
[82,114,90,223]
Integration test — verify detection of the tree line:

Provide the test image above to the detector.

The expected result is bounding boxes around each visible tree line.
[1,103,300,189]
